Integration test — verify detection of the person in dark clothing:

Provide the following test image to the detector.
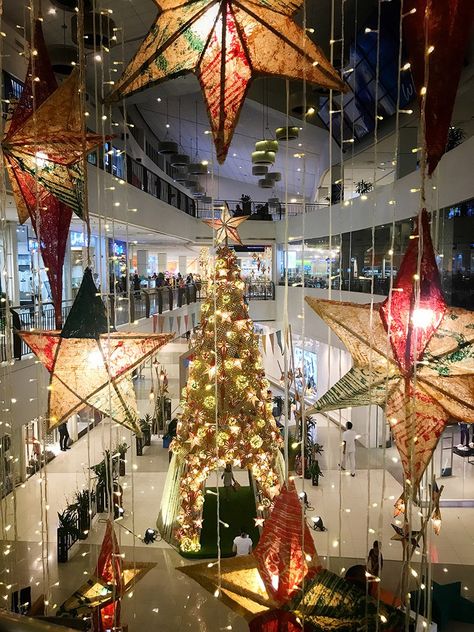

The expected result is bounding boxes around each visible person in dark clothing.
[58,423,70,451]
[133,273,141,298]
[367,540,383,578]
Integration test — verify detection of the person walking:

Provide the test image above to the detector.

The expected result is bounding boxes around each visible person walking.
[367,540,383,578]
[232,529,253,556]
[221,463,236,500]
[341,421,356,477]
[58,423,70,451]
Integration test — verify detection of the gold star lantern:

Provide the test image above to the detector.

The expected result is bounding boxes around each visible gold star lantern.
[109,0,346,163]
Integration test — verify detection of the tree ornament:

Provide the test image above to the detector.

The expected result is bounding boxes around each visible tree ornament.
[2,20,105,327]
[306,210,474,506]
[109,0,345,163]
[20,269,173,434]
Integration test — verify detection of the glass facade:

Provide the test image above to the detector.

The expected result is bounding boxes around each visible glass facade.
[278,199,474,310]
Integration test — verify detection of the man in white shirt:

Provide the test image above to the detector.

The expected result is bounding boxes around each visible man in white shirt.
[342,422,357,477]
[232,530,253,556]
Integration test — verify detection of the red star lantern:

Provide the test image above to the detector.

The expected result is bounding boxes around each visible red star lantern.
[380,210,446,375]
[306,211,474,501]
[403,1,474,175]
[254,481,320,605]
[109,0,345,163]
[2,21,105,327]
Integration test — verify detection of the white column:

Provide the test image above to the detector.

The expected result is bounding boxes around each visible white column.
[137,250,149,276]
[158,253,167,272]
[178,256,187,275]
[63,234,72,301]
[5,222,19,304]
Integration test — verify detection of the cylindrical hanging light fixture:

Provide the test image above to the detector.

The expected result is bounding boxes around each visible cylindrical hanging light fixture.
[169,153,190,167]
[158,141,178,155]
[188,163,208,175]
[255,139,279,153]
[258,178,274,189]
[172,167,189,182]
[252,165,269,176]
[275,126,300,141]
[201,196,213,204]
[193,185,205,197]
[266,172,281,182]
[185,179,199,190]
[251,150,276,166]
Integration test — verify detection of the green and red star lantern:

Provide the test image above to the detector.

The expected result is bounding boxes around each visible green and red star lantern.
[2,20,105,327]
[159,246,282,552]
[21,269,173,435]
[109,0,345,163]
[306,210,474,509]
[203,203,248,245]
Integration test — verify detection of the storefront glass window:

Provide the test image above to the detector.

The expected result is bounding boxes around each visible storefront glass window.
[278,200,473,309]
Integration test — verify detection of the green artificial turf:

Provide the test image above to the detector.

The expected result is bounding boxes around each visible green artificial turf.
[180,485,259,559]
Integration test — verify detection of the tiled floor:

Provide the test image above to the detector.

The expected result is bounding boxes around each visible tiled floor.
[2,339,474,630]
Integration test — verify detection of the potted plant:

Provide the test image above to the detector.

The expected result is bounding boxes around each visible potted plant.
[240,194,252,215]
[115,442,128,477]
[91,451,113,513]
[73,489,95,539]
[140,414,152,447]
[309,460,324,486]
[57,507,80,563]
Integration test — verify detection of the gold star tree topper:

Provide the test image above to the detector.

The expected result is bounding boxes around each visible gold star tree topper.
[203,203,248,245]
[109,0,345,163]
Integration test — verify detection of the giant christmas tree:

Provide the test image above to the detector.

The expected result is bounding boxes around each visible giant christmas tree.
[158,245,283,553]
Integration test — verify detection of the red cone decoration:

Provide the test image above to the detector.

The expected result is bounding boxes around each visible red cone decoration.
[254,481,320,605]
[379,210,445,376]
[95,521,123,632]
[403,1,474,175]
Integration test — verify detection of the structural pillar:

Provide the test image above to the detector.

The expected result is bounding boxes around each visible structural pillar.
[178,256,187,275]
[137,250,149,277]
[158,253,167,273]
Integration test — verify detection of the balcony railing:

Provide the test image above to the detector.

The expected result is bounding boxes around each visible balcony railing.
[87,149,197,217]
[196,199,328,221]
[3,285,198,362]
[199,281,275,301]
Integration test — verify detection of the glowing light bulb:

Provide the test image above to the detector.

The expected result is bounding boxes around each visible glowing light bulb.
[87,349,103,368]
[35,151,48,168]
[412,308,435,329]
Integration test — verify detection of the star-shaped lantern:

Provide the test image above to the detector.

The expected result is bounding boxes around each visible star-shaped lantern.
[203,203,248,245]
[306,210,474,506]
[390,523,422,550]
[20,269,173,434]
[109,0,345,163]
[2,20,105,327]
